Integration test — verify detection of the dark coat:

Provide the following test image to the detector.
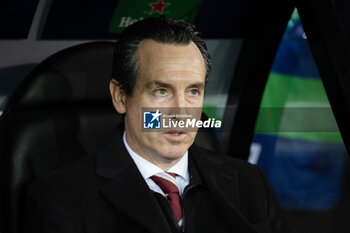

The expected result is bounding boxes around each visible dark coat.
[24,127,282,233]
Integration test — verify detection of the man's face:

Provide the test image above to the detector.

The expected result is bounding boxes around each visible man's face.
[111,39,206,169]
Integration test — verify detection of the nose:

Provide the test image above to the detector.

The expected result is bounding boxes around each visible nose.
[172,92,187,108]
[172,93,188,116]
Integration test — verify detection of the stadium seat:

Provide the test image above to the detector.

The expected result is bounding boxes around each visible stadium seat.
[0,41,220,233]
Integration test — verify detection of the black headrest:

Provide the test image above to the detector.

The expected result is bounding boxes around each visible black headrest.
[4,42,115,112]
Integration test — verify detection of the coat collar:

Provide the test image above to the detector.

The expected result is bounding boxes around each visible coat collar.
[96,126,172,233]
[189,145,258,233]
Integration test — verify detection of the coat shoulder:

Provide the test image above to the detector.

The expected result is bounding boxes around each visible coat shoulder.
[191,145,264,180]
[191,145,271,207]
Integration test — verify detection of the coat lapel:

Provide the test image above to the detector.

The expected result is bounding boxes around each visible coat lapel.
[190,145,258,233]
[96,127,172,233]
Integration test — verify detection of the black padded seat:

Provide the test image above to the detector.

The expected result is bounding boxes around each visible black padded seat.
[0,41,220,233]
[0,42,122,233]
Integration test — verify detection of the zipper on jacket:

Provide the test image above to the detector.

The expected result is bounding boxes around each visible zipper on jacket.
[180,184,197,233]
[158,194,183,233]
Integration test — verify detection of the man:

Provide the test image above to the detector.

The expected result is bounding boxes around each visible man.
[25,17,282,233]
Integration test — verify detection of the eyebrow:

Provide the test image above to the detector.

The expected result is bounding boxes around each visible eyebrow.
[188,82,205,89]
[148,81,173,89]
[145,80,205,90]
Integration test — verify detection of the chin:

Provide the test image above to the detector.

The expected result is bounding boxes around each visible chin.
[159,147,188,160]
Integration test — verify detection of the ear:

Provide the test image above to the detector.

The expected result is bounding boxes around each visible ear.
[109,79,127,114]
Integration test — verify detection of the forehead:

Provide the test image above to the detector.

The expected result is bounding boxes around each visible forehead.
[135,39,206,79]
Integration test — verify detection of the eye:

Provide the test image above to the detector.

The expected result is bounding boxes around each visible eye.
[154,88,167,96]
[188,89,200,96]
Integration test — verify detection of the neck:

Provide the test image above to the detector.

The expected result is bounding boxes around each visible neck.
[123,132,185,171]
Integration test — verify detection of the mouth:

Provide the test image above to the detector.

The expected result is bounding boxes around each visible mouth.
[163,130,187,142]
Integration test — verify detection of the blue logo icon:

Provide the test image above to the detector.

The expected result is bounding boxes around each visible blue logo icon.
[143,110,161,129]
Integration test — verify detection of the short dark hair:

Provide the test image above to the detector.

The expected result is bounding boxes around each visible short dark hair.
[111,16,211,96]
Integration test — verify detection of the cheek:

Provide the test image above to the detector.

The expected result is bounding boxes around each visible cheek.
[187,132,197,144]
[124,106,143,137]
